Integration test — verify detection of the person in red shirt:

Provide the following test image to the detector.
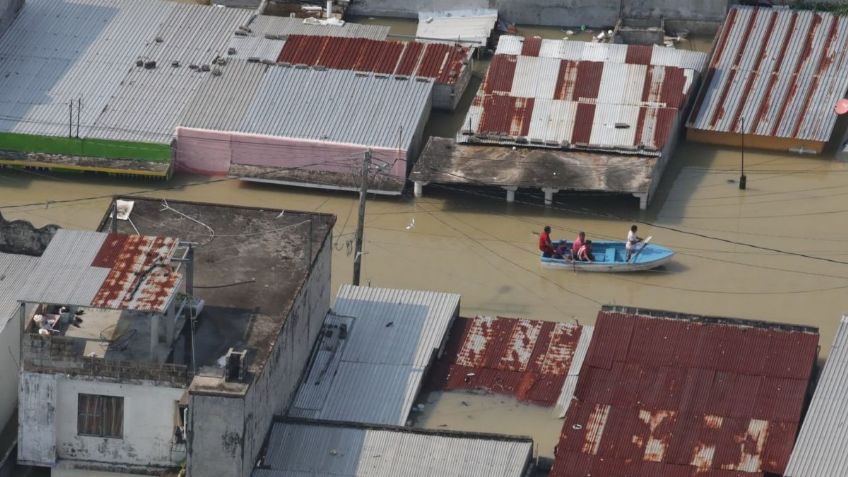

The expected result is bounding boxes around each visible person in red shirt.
[577,240,594,262]
[540,225,569,258]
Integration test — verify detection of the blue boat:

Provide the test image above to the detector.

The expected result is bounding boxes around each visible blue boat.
[540,239,673,272]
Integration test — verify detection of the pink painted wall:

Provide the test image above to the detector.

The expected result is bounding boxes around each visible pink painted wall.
[175,127,408,180]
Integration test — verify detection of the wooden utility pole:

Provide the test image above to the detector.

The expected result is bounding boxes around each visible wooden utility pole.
[352,149,371,286]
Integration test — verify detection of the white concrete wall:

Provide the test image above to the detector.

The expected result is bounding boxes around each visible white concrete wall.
[53,467,139,477]
[188,231,333,477]
[0,309,20,432]
[18,372,57,466]
[47,377,183,469]
[54,378,184,467]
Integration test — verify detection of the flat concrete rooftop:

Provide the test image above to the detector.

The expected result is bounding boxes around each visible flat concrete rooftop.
[98,197,335,393]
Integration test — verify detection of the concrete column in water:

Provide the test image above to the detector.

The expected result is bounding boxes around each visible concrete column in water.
[413,181,427,198]
[542,188,559,206]
[503,186,518,203]
[633,193,648,210]
[150,314,160,358]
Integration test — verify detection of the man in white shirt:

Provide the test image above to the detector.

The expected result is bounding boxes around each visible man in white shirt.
[625,224,642,261]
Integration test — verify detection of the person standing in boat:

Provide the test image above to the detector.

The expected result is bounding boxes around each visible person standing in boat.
[625,225,643,261]
[539,226,565,258]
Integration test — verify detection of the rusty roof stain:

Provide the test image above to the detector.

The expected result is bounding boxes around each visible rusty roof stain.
[551,306,818,477]
[277,35,471,85]
[426,316,583,406]
[90,233,181,313]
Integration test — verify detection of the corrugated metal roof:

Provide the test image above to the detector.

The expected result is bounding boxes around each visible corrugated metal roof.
[416,8,498,47]
[0,252,38,332]
[426,316,586,406]
[687,6,848,142]
[460,52,696,154]
[495,36,709,73]
[277,35,471,85]
[226,15,389,62]
[556,324,593,418]
[289,285,460,425]
[256,420,532,477]
[18,230,181,313]
[88,4,251,143]
[237,67,433,151]
[178,60,268,132]
[551,306,819,477]
[784,315,848,476]
[0,0,175,138]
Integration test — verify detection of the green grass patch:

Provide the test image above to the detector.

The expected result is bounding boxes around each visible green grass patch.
[0,132,171,163]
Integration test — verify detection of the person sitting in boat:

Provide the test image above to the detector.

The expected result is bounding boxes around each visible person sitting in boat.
[571,231,585,259]
[626,225,643,261]
[577,240,594,262]
[539,226,566,259]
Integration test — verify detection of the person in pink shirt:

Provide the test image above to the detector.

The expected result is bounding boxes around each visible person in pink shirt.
[571,231,585,259]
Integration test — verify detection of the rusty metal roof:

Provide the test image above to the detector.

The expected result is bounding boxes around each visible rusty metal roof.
[551,306,818,477]
[277,35,471,85]
[19,230,182,314]
[426,316,587,406]
[687,6,848,143]
[458,53,697,154]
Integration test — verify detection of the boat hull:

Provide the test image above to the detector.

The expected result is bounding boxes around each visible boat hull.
[540,240,673,272]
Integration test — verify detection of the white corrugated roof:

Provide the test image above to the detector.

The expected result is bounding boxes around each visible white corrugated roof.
[0,252,38,332]
[255,420,532,477]
[784,315,848,476]
[416,9,498,47]
[288,285,460,425]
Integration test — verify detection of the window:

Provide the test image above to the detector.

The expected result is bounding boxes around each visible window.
[77,394,123,438]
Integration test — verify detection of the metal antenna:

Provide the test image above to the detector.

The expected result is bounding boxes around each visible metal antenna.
[739,116,747,190]
[352,149,371,286]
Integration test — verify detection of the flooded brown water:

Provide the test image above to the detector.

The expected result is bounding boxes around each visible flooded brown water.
[4,16,846,461]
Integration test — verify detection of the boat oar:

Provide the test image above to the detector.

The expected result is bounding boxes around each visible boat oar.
[629,236,652,263]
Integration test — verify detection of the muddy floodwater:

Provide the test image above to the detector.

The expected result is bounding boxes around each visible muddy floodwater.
[3,17,847,462]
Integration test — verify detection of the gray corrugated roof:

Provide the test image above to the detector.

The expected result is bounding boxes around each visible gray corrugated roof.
[18,229,109,307]
[784,315,848,476]
[237,67,434,151]
[256,421,532,477]
[0,0,174,138]
[178,60,268,132]
[416,9,498,47]
[0,252,38,332]
[289,285,460,425]
[688,6,848,142]
[88,4,251,143]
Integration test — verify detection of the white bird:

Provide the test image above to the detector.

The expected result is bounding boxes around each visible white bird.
[405,218,415,230]
[276,210,285,218]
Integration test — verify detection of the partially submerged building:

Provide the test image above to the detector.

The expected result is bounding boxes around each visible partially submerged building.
[277,35,472,111]
[16,198,335,477]
[415,8,499,48]
[0,0,391,178]
[551,306,819,477]
[413,37,708,209]
[687,6,848,154]
[177,66,434,193]
[784,315,848,476]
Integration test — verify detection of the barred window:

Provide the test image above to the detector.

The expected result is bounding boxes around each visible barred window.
[77,394,123,438]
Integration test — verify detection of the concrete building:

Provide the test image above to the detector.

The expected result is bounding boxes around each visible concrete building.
[415,8,499,48]
[16,198,335,477]
[687,6,848,154]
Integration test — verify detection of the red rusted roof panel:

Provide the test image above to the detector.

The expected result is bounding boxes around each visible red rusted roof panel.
[426,316,582,406]
[90,233,181,313]
[625,44,654,65]
[521,36,542,56]
[552,307,818,477]
[276,35,469,85]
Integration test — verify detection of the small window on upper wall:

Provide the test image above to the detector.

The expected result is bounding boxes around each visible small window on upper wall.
[77,394,123,439]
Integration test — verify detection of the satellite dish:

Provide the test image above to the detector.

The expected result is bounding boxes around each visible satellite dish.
[835,99,848,115]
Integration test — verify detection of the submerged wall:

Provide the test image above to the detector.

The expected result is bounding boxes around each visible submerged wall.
[0,133,171,163]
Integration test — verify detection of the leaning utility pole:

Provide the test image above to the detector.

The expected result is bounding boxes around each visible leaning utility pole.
[352,149,371,286]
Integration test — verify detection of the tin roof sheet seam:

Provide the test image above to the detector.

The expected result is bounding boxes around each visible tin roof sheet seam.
[0,252,39,331]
